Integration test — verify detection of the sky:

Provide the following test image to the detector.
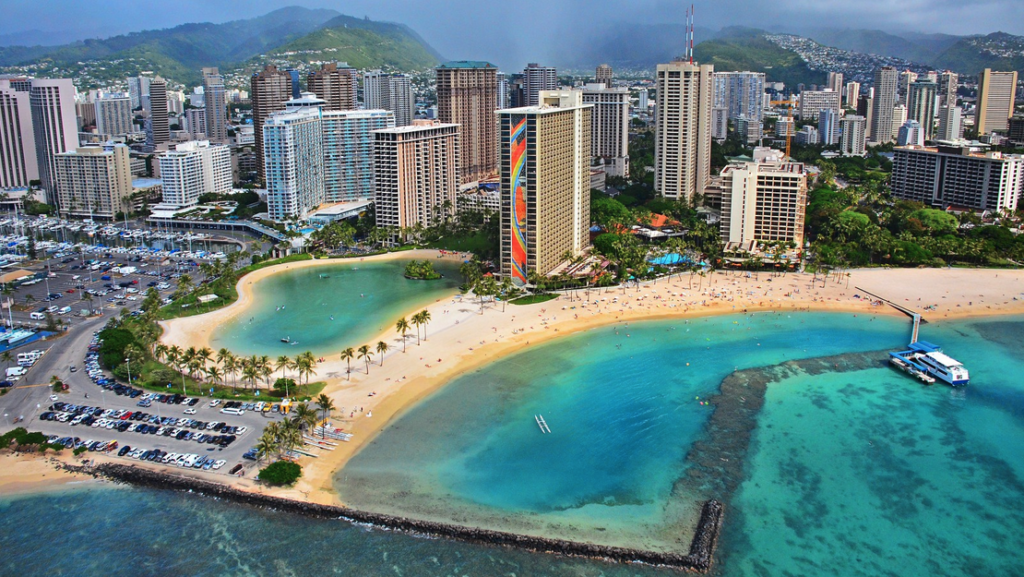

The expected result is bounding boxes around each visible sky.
[3,0,1024,68]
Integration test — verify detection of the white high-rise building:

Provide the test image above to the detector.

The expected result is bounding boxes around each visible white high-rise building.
[871,67,899,144]
[711,107,728,141]
[523,63,557,106]
[844,81,860,109]
[0,79,39,188]
[202,67,228,142]
[719,153,807,247]
[94,94,133,137]
[158,140,232,208]
[638,89,649,111]
[30,78,79,202]
[581,84,630,177]
[818,109,840,145]
[54,141,132,218]
[939,71,958,106]
[363,72,415,127]
[907,81,937,141]
[937,106,963,141]
[840,115,867,156]
[976,69,1018,134]
[892,144,1024,211]
[712,71,765,122]
[798,89,840,121]
[185,108,206,138]
[323,109,395,202]
[897,120,925,146]
[892,104,908,140]
[127,76,150,110]
[263,106,325,220]
[655,59,714,201]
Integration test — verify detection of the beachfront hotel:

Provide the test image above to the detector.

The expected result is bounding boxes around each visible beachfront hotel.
[435,61,499,184]
[718,148,808,248]
[263,104,325,221]
[54,141,133,218]
[323,109,396,203]
[654,59,714,202]
[891,143,1024,212]
[158,140,232,209]
[499,90,592,285]
[372,120,460,234]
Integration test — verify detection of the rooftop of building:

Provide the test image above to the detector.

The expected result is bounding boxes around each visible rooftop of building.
[437,61,496,69]
[373,120,459,134]
[897,144,1022,160]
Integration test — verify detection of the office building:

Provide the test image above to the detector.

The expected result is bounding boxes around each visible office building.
[145,77,169,148]
[795,125,819,145]
[976,69,1018,134]
[94,95,132,137]
[937,106,963,141]
[158,140,232,208]
[262,106,325,220]
[711,107,728,141]
[892,144,1024,211]
[185,108,206,138]
[54,141,132,218]
[286,69,301,99]
[497,72,510,109]
[581,83,630,177]
[323,109,395,202]
[0,79,38,188]
[870,67,899,144]
[654,59,713,201]
[499,91,591,284]
[373,120,460,234]
[435,61,499,183]
[719,152,807,247]
[906,81,937,141]
[818,108,839,145]
[523,63,557,107]
[712,71,765,123]
[1009,115,1024,145]
[202,68,228,142]
[307,63,357,111]
[798,89,840,121]
[897,120,925,146]
[840,115,867,156]
[363,72,415,126]
[251,65,293,185]
[940,71,958,106]
[127,76,150,109]
[892,104,907,140]
[30,78,79,201]
[596,64,613,87]
[844,81,860,109]
[827,72,844,95]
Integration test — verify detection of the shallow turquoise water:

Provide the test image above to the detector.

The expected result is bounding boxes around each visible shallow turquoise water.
[210,259,460,356]
[336,312,909,549]
[4,313,1024,576]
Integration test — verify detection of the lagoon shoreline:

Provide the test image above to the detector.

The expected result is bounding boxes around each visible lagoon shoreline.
[154,257,1024,509]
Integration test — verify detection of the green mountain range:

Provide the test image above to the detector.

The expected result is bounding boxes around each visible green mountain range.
[932,32,1024,76]
[0,7,442,86]
[693,28,822,87]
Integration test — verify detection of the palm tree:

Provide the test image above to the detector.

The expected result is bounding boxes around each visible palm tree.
[416,310,432,341]
[316,393,337,439]
[242,362,260,393]
[340,347,355,380]
[411,313,423,345]
[198,347,214,372]
[153,343,168,363]
[166,345,182,370]
[205,366,223,388]
[217,348,232,369]
[357,344,373,374]
[255,431,278,463]
[292,403,318,433]
[276,354,293,394]
[222,353,238,392]
[279,419,302,451]
[375,340,389,366]
[258,355,273,389]
[395,317,410,352]
[299,351,317,386]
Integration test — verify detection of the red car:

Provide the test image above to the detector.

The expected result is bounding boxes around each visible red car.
[66,289,75,293]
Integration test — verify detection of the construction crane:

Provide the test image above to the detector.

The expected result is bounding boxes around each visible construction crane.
[770,98,798,159]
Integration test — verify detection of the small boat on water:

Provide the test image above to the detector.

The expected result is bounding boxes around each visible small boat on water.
[281,336,291,343]
[889,341,968,386]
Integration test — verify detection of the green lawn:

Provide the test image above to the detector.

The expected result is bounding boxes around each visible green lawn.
[509,293,559,306]
[426,231,491,255]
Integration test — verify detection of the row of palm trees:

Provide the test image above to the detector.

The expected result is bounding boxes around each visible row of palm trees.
[254,393,337,462]
[394,310,431,353]
[152,344,318,397]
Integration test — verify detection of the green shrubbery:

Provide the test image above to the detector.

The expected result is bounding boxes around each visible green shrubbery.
[0,428,63,452]
[257,461,302,486]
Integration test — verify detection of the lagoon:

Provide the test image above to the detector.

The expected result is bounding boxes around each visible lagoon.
[209,259,461,357]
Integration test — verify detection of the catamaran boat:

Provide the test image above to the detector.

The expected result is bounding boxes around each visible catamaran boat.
[889,341,969,387]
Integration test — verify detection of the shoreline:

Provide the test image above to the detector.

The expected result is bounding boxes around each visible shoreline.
[156,264,1024,509]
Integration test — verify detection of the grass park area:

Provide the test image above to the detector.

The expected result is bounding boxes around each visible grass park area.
[509,293,559,306]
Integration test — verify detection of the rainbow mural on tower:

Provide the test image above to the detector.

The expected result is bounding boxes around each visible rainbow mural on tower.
[510,117,529,285]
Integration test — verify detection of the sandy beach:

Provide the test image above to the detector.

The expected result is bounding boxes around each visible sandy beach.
[0,452,107,495]
[62,257,1024,504]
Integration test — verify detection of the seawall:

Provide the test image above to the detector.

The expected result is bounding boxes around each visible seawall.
[93,463,723,572]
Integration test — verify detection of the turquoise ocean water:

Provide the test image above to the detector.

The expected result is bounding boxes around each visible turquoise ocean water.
[3,312,1024,575]
[209,259,461,356]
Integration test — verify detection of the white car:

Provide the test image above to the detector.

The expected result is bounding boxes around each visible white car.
[212,459,226,470]
[184,408,196,415]
[209,399,221,407]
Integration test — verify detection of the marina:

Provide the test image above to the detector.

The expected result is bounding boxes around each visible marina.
[889,340,969,386]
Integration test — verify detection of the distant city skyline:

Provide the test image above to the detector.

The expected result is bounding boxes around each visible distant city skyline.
[2,1,1023,71]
